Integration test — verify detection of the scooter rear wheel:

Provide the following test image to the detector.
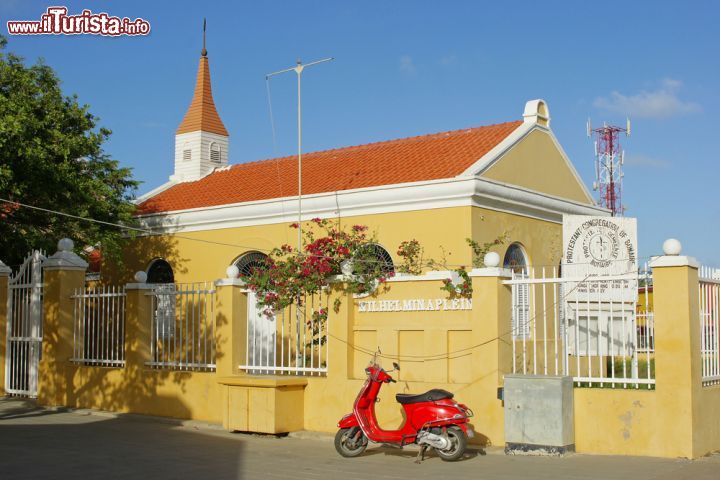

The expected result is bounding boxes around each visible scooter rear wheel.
[334,427,368,458]
[435,426,467,462]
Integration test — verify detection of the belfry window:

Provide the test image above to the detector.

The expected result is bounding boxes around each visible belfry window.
[183,149,191,162]
[210,143,221,163]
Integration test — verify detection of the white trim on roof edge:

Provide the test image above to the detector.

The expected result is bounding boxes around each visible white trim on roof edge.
[459,99,594,204]
[135,176,608,235]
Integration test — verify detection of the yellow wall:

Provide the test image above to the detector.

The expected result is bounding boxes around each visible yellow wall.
[115,206,562,286]
[481,129,592,204]
[298,275,512,447]
[66,367,222,422]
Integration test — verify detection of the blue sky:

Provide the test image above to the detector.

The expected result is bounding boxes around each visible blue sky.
[2,1,719,265]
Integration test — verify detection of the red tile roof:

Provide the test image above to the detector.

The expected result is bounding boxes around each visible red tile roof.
[138,120,522,214]
[176,56,228,136]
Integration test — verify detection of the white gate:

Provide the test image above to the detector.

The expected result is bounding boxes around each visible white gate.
[504,265,655,387]
[240,292,329,376]
[5,250,45,397]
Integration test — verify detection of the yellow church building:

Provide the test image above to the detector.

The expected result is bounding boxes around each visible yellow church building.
[128,45,607,285]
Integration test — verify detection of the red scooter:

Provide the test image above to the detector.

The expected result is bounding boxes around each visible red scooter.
[335,359,474,462]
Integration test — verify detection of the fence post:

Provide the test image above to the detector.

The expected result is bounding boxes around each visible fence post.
[0,260,11,395]
[214,268,247,378]
[468,255,513,445]
[38,239,87,406]
[125,272,153,372]
[649,239,701,458]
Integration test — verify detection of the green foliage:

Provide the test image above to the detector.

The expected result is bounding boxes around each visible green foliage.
[467,233,508,268]
[0,36,139,267]
[396,239,424,275]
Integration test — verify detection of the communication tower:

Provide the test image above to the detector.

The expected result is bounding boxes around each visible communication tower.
[587,119,630,216]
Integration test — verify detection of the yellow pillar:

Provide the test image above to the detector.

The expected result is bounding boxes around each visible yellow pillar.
[650,251,701,458]
[0,260,11,395]
[468,266,512,446]
[124,276,154,372]
[213,277,248,378]
[37,239,87,406]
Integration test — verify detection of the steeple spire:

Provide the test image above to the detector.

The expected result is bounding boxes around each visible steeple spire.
[175,19,228,136]
[172,22,229,183]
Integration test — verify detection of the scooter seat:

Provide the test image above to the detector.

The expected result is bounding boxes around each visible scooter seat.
[395,389,454,405]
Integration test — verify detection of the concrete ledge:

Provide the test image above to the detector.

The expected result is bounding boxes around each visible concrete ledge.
[505,442,575,456]
[217,375,308,388]
[649,255,699,269]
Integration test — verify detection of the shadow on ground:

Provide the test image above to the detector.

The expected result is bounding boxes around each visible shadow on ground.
[0,397,243,480]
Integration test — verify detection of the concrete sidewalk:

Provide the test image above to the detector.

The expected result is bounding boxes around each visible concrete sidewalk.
[0,398,718,480]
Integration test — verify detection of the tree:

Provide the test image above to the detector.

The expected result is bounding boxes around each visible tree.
[0,36,138,268]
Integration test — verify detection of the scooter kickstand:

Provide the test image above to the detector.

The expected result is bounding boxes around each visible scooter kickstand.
[414,445,428,464]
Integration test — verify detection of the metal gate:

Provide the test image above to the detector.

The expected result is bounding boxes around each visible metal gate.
[5,250,45,397]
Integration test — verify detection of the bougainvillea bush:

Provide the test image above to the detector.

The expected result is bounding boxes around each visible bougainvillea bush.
[241,218,394,316]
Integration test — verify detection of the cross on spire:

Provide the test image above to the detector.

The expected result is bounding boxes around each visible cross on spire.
[201,18,207,57]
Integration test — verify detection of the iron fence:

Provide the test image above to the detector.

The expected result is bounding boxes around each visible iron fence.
[147,282,216,371]
[699,266,720,386]
[71,286,126,367]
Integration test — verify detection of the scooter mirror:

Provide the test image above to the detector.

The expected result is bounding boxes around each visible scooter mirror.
[393,362,400,371]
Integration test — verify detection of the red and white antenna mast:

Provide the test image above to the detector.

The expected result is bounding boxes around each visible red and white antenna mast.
[587,118,630,216]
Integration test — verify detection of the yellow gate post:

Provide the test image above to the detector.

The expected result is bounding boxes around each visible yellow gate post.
[37,239,87,406]
[468,255,513,446]
[0,260,11,395]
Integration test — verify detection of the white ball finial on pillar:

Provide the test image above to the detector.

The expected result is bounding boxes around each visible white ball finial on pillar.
[58,238,74,252]
[484,252,500,268]
[134,271,148,283]
[662,238,682,256]
[226,265,240,279]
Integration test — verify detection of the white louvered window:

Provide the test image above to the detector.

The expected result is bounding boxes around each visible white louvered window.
[504,243,530,340]
[210,143,221,163]
[183,149,191,161]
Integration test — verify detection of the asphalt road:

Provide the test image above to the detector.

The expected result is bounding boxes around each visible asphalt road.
[0,398,718,480]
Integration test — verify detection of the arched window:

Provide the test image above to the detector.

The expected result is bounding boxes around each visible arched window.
[503,243,529,274]
[504,243,530,340]
[233,251,269,277]
[355,243,394,275]
[147,259,174,284]
[146,259,175,340]
[210,142,221,163]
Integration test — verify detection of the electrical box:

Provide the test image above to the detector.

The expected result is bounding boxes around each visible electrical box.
[504,375,574,455]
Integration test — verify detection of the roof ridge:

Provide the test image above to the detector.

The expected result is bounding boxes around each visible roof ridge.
[223,119,522,173]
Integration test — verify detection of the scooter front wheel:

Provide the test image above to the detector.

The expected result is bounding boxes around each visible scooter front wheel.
[334,427,368,458]
[435,426,467,461]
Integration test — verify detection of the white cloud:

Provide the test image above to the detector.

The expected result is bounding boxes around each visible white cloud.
[624,154,670,169]
[399,55,416,75]
[593,79,701,119]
